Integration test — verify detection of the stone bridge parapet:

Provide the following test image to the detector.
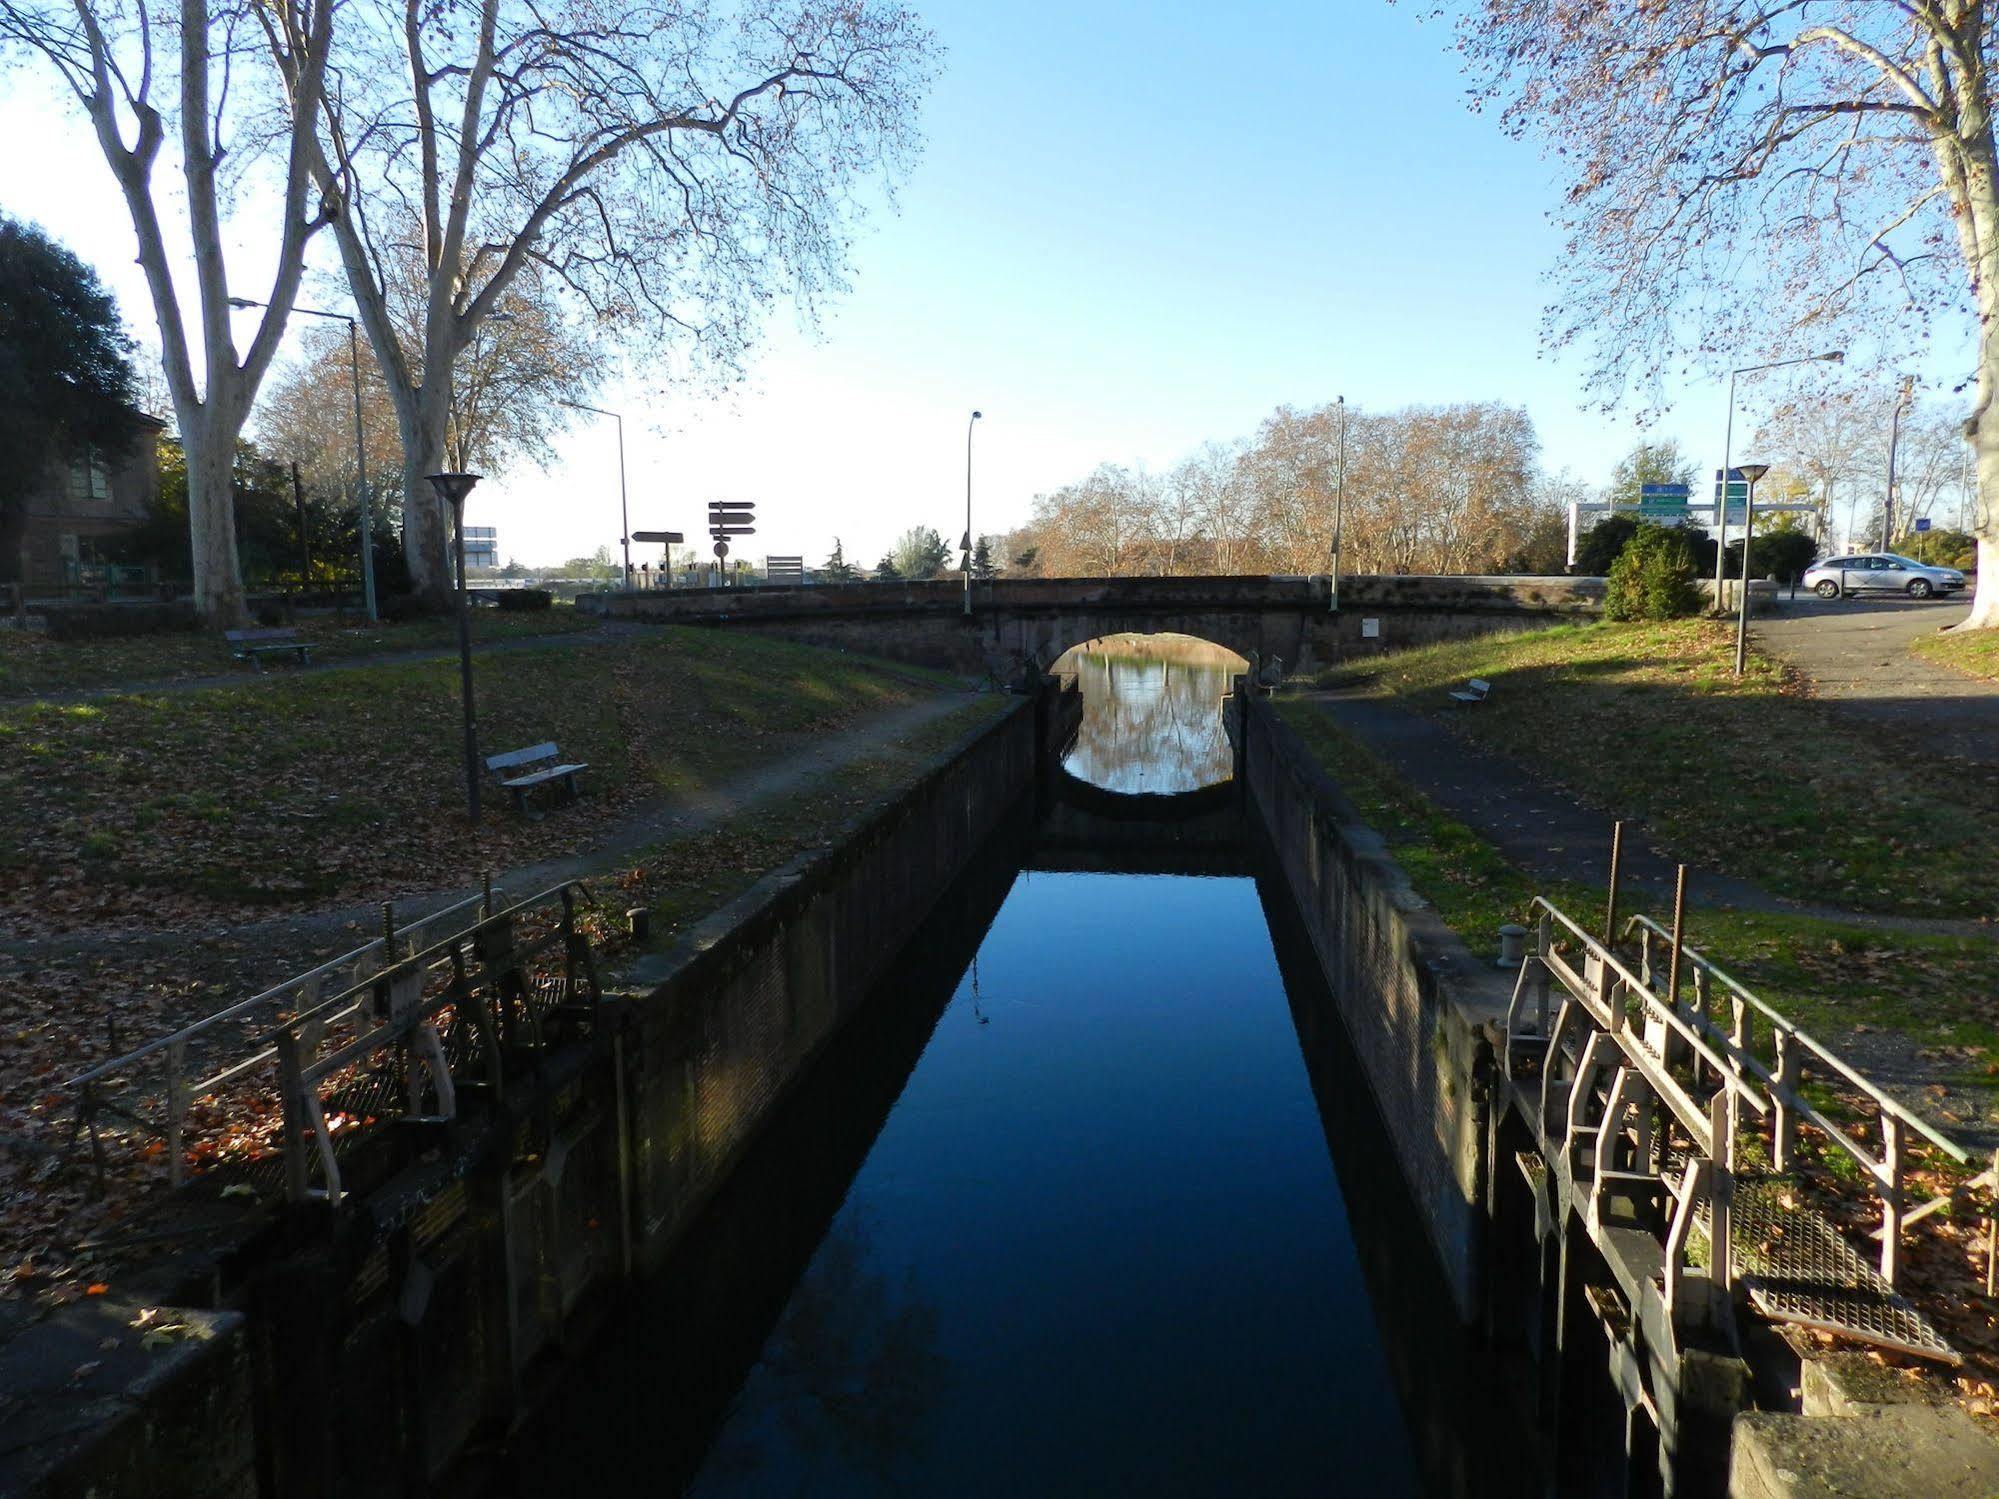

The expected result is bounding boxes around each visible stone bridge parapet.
[595,574,1605,674]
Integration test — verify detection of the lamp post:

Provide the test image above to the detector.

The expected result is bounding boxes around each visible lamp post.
[1882,376,1917,548]
[428,472,484,821]
[1733,463,1769,677]
[1716,350,1844,613]
[1329,395,1348,612]
[228,297,378,621]
[963,410,982,617]
[560,400,631,590]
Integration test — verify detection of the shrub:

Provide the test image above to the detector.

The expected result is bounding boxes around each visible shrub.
[377,592,431,623]
[1574,515,1638,576]
[39,601,198,640]
[496,588,553,612]
[1604,523,1701,620]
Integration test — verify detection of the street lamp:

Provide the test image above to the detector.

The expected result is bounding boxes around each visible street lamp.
[1882,376,1917,548]
[1732,463,1769,677]
[963,410,982,617]
[228,297,379,621]
[1716,349,1845,613]
[559,400,631,590]
[1328,395,1348,612]
[427,471,484,821]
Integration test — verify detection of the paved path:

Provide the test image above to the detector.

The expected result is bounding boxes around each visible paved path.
[1297,690,1987,939]
[1751,595,1999,764]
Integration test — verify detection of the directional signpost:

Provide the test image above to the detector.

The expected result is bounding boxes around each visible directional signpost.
[632,529,684,590]
[707,500,756,584]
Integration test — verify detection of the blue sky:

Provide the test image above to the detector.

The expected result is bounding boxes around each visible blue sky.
[0,0,1972,565]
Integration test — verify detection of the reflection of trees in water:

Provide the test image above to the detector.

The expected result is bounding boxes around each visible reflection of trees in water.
[701,1210,945,1490]
[1060,635,1242,793]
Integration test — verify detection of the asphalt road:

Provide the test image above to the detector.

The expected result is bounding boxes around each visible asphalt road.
[1751,592,1999,763]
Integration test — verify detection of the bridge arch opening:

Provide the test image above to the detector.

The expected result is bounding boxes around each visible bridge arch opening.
[1051,632,1247,796]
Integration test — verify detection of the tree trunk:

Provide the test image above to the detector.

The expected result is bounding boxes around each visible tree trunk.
[1962,404,1999,628]
[181,421,247,626]
[398,394,454,608]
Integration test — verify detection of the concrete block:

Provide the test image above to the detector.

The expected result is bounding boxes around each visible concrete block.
[1730,1405,1999,1498]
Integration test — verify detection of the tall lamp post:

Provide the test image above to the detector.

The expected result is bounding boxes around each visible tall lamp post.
[1881,376,1917,548]
[1732,463,1769,677]
[1328,395,1348,612]
[228,297,378,621]
[962,410,982,616]
[428,472,484,821]
[1715,350,1844,613]
[560,400,631,590]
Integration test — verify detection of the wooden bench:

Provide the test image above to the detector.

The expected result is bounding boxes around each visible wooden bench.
[486,742,588,814]
[1449,677,1491,706]
[225,627,314,670]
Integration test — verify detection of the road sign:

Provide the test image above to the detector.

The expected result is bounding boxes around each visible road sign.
[712,539,730,559]
[707,501,755,517]
[632,529,683,544]
[709,525,755,538]
[767,555,805,583]
[1640,483,1690,498]
[1914,517,1932,533]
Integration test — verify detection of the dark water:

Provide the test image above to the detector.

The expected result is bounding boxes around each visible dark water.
[684,868,1420,1497]
[1058,639,1241,793]
[501,639,1508,1498]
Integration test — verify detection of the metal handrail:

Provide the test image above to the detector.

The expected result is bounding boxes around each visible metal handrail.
[1623,913,1970,1165]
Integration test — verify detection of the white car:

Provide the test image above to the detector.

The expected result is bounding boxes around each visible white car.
[1801,553,1967,600]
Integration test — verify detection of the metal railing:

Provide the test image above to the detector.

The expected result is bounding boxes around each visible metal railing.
[270,880,599,1204]
[1625,912,1996,1287]
[1509,895,1993,1304]
[67,887,505,1191]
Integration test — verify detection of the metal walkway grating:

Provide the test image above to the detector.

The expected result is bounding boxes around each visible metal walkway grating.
[1701,1180,1958,1364]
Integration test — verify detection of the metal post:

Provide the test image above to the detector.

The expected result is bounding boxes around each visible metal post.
[1666,864,1688,1015]
[964,410,982,618]
[614,411,630,592]
[1715,370,1737,615]
[453,500,481,823]
[1882,377,1914,549]
[347,319,378,622]
[1734,471,1759,675]
[1604,819,1625,944]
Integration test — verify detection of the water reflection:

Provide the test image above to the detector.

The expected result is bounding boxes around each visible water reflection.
[1057,633,1244,794]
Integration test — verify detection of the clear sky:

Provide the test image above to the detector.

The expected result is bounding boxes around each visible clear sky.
[0,0,1977,567]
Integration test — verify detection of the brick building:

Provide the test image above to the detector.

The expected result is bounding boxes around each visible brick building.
[8,417,165,587]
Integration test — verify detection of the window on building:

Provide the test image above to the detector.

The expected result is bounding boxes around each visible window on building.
[68,449,110,503]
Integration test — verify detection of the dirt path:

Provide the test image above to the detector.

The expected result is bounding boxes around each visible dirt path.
[1,690,984,962]
[1296,689,1989,940]
[1751,595,1999,766]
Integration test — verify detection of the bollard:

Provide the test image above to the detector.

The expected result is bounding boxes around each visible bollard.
[627,907,651,943]
[1497,922,1528,969]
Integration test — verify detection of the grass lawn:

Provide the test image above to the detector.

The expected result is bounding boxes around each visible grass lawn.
[1913,625,1999,685]
[1276,698,1999,1132]
[0,606,600,696]
[1310,619,1999,920]
[0,626,959,931]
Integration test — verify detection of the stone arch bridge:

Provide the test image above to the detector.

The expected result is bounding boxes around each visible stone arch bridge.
[595,575,1605,676]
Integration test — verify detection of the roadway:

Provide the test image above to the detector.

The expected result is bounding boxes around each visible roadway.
[1750,593,1999,764]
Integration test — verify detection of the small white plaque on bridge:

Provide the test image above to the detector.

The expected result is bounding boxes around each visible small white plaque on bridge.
[1361,618,1381,639]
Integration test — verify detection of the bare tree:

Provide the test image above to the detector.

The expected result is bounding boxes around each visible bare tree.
[1442,1,1999,626]
[1,0,335,622]
[303,0,937,603]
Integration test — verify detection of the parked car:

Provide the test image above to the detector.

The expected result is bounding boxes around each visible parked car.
[1800,553,1967,600]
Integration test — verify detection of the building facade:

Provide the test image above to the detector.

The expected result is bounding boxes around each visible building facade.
[7,418,165,589]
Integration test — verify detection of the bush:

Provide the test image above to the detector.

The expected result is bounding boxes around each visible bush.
[1574,516,1638,576]
[377,592,432,623]
[1727,528,1818,584]
[1604,523,1701,620]
[496,587,553,612]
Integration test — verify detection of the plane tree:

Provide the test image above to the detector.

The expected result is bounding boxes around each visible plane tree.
[1438,0,1999,627]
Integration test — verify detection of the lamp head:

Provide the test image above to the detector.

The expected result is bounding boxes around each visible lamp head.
[1736,462,1771,484]
[426,472,483,506]
[971,410,983,421]
[226,297,260,310]
[1821,350,1846,363]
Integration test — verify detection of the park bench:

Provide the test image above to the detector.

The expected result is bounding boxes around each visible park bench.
[225,627,314,670]
[486,742,588,814]
[1448,678,1491,707]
